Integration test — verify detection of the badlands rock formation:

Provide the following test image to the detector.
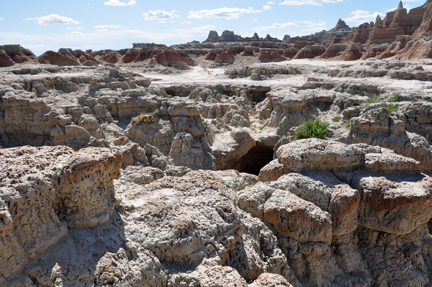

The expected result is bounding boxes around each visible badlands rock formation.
[2,1,432,286]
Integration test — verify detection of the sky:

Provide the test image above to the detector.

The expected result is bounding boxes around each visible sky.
[0,0,426,55]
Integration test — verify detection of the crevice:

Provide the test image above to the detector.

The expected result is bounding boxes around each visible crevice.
[249,87,271,104]
[228,144,274,175]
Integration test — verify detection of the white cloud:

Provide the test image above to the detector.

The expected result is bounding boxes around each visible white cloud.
[72,31,83,34]
[188,7,261,20]
[94,24,122,29]
[253,22,298,32]
[300,20,327,32]
[253,20,326,33]
[194,25,215,31]
[143,10,180,21]
[181,21,192,25]
[268,1,275,4]
[280,0,343,6]
[104,0,136,6]
[0,17,4,21]
[280,0,321,6]
[263,5,272,10]
[303,20,326,28]
[344,10,385,24]
[67,26,85,30]
[26,14,79,26]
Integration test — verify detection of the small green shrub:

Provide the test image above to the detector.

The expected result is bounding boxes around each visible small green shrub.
[343,120,351,128]
[259,126,264,131]
[363,95,379,104]
[388,92,401,102]
[258,119,265,125]
[380,103,399,114]
[153,108,160,114]
[293,119,329,140]
[332,118,341,123]
[427,98,432,102]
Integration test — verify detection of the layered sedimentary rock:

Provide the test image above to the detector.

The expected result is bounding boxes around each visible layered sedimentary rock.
[254,138,432,286]
[2,32,432,285]
[0,45,36,67]
[0,146,122,281]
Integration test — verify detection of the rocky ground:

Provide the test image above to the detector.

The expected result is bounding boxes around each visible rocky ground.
[4,1,432,282]
[1,49,432,287]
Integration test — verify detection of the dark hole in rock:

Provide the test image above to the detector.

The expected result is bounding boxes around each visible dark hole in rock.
[230,145,274,176]
[428,219,432,234]
[165,88,176,96]
[250,87,271,104]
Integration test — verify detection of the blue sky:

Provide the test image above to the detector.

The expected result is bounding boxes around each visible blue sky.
[0,0,425,55]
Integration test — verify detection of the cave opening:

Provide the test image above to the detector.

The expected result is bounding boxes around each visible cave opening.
[231,145,274,176]
[250,87,271,104]
[165,88,176,96]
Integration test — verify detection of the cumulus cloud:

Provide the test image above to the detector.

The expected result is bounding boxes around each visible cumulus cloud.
[143,10,180,21]
[344,10,385,24]
[280,0,343,6]
[104,0,136,6]
[264,1,275,10]
[188,7,261,20]
[94,25,122,29]
[181,21,192,25]
[26,14,79,26]
[0,17,4,21]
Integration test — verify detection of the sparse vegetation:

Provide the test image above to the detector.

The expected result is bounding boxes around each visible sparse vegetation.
[343,120,351,128]
[259,125,264,131]
[258,118,265,125]
[293,119,329,140]
[380,103,399,115]
[388,92,401,102]
[333,118,341,123]
[363,95,379,104]
[135,109,160,124]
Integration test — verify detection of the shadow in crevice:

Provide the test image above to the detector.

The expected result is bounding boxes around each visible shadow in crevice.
[23,213,127,286]
[230,145,274,176]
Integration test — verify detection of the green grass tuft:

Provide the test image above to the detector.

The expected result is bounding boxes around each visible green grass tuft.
[332,118,341,123]
[388,92,401,102]
[363,95,379,104]
[343,120,351,128]
[293,119,329,140]
[380,103,399,115]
